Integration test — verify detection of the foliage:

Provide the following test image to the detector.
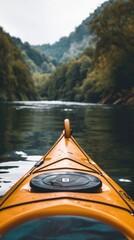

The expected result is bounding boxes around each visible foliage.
[90,0,134,55]
[81,0,134,102]
[33,72,51,94]
[41,0,134,104]
[2,0,133,104]
[41,50,92,101]
[0,28,38,101]
[12,37,57,74]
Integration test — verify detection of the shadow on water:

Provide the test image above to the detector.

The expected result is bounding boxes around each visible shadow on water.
[0,101,133,198]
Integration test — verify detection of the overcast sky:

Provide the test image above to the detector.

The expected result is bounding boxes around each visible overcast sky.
[0,0,106,45]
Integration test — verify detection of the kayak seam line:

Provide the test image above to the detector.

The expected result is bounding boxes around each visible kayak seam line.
[0,174,30,208]
[71,136,103,174]
[0,135,65,207]
[71,136,134,213]
[32,158,100,175]
[102,174,134,213]
[0,196,132,214]
[33,167,99,174]
[32,134,64,171]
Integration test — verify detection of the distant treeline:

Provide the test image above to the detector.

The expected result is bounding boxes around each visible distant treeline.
[41,0,134,104]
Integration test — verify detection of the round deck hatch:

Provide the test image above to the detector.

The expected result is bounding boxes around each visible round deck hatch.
[30,171,102,193]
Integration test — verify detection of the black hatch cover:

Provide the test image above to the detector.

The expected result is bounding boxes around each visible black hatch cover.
[30,171,102,193]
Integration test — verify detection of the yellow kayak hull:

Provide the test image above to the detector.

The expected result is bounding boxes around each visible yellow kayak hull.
[0,119,134,239]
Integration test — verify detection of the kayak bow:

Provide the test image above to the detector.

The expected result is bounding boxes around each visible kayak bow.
[0,119,134,239]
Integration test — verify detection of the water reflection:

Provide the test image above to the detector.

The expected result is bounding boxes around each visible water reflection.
[0,101,133,198]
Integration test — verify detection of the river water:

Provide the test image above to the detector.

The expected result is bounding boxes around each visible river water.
[0,101,133,198]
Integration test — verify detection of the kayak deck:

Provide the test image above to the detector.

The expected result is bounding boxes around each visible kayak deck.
[0,119,134,239]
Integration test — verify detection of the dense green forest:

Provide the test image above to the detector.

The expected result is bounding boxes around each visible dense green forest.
[0,27,38,101]
[0,0,133,104]
[11,37,58,93]
[41,0,134,105]
[12,37,57,74]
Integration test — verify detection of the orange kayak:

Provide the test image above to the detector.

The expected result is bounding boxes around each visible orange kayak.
[0,119,134,239]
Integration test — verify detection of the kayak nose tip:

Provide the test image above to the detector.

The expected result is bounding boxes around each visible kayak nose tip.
[64,119,71,138]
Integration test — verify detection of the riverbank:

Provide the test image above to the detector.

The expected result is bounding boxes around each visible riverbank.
[99,90,134,106]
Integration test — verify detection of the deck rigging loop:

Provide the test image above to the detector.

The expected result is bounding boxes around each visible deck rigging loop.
[64,119,71,138]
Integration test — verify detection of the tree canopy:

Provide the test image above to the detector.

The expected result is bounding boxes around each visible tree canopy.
[41,0,134,104]
[0,28,38,101]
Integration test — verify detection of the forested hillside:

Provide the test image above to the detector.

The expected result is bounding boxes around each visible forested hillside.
[11,37,58,94]
[40,47,93,101]
[34,0,111,64]
[12,37,57,74]
[0,27,38,101]
[35,17,93,64]
[41,0,134,105]
[0,0,133,104]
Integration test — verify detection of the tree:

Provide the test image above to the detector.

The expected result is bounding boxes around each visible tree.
[0,27,38,101]
[88,0,134,93]
[90,0,134,56]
